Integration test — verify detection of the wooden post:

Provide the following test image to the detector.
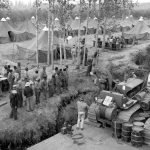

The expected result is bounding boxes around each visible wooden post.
[59,33,62,66]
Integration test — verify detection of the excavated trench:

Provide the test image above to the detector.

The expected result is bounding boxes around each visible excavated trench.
[0,87,97,150]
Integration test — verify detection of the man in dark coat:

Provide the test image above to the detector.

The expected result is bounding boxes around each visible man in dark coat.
[9,87,19,120]
[48,75,56,98]
[34,78,41,104]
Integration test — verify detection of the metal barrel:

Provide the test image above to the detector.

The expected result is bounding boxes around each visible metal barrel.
[144,129,150,145]
[134,117,146,123]
[139,112,150,119]
[105,107,117,121]
[122,122,133,131]
[112,120,123,138]
[135,91,146,101]
[133,122,144,127]
[121,122,133,142]
[131,126,144,147]
[140,96,150,111]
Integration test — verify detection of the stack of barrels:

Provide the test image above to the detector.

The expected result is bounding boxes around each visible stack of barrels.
[140,94,150,111]
[143,118,150,145]
[122,122,133,142]
[112,120,122,138]
[131,126,144,147]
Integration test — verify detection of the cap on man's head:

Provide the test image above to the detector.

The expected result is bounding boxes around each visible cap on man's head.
[12,90,17,94]
[25,82,30,87]
[80,97,84,101]
[13,85,17,88]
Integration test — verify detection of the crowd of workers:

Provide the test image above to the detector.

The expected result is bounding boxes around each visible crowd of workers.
[97,36,126,50]
[1,63,69,120]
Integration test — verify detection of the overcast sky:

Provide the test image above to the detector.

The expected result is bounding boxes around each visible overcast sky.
[10,0,150,5]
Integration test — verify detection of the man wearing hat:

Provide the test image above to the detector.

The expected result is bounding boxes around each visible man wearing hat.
[24,82,34,111]
[16,80,23,108]
[34,78,41,104]
[9,85,19,120]
[76,98,89,130]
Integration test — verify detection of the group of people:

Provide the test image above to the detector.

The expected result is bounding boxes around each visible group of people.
[1,63,69,120]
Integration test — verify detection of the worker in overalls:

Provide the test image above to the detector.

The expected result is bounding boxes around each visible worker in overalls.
[77,98,89,130]
[9,85,19,120]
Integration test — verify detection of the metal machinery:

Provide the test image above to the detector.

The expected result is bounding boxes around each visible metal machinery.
[88,68,150,127]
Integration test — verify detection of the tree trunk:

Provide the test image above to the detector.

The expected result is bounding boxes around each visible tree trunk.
[76,0,81,68]
[47,2,51,65]
[63,34,66,62]
[36,0,39,67]
[82,1,90,67]
[95,0,101,65]
[102,16,106,51]
[59,36,62,66]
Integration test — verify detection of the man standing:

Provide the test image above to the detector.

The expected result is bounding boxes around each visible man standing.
[77,98,89,130]
[17,62,21,80]
[48,75,55,98]
[16,80,23,108]
[40,66,47,80]
[9,86,19,120]
[32,69,39,83]
[8,69,14,92]
[24,82,34,112]
[34,78,41,104]
[40,76,47,100]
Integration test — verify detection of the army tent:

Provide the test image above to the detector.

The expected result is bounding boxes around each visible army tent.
[124,19,150,40]
[0,19,36,44]
[17,27,71,63]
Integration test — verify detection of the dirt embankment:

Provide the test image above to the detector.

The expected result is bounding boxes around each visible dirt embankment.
[0,74,98,150]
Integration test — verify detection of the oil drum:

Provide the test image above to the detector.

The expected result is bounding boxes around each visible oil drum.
[133,122,144,127]
[144,129,150,145]
[135,92,146,101]
[140,98,150,111]
[99,105,107,119]
[112,120,122,138]
[131,126,144,147]
[121,122,133,142]
[134,117,146,123]
[105,107,117,121]
[139,112,150,119]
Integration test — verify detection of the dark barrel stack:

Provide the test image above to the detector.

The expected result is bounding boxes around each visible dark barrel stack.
[122,122,133,142]
[133,122,144,128]
[134,117,146,123]
[131,126,144,147]
[112,120,122,138]
[144,118,150,146]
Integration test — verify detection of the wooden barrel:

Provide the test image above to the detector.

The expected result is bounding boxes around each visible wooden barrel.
[112,120,122,138]
[134,117,146,123]
[139,112,150,119]
[135,92,146,101]
[144,129,150,145]
[141,98,150,111]
[105,107,117,121]
[131,126,144,147]
[99,105,107,119]
[122,134,131,142]
[133,122,144,127]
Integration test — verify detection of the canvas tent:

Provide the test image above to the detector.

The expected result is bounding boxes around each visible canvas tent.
[17,27,71,63]
[124,18,150,40]
[81,18,98,34]
[0,19,36,44]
